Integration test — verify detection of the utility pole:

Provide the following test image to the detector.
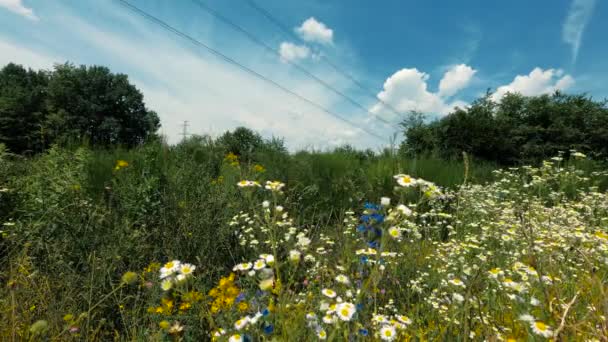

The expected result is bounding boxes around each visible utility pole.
[180,120,190,141]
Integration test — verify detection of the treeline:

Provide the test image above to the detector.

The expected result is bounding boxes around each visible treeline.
[0,63,159,154]
[400,92,608,165]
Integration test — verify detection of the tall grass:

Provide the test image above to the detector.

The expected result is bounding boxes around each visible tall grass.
[0,140,605,340]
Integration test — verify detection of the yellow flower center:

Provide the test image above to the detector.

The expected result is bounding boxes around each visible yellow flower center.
[535,321,547,331]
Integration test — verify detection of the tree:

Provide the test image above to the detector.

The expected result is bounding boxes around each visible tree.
[44,63,159,147]
[0,62,160,154]
[0,63,49,154]
[401,91,608,164]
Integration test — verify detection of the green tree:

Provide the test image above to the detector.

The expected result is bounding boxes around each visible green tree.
[401,91,608,164]
[44,63,160,147]
[0,63,49,154]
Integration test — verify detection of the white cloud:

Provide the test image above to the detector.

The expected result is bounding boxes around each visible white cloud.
[295,17,333,45]
[562,0,596,62]
[278,42,310,62]
[371,68,467,119]
[492,67,575,101]
[438,64,477,97]
[0,0,38,20]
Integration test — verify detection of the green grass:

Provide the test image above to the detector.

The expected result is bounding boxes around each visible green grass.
[0,140,606,340]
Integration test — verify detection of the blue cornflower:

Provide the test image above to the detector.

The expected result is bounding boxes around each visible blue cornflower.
[360,256,369,264]
[263,324,274,334]
[371,213,384,223]
[360,214,371,223]
[364,202,380,210]
[374,227,383,237]
[359,328,369,336]
[356,224,368,232]
[367,241,379,248]
[262,308,270,316]
[236,293,246,303]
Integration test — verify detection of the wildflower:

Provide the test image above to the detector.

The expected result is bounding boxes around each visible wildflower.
[161,279,173,291]
[253,259,266,270]
[168,322,184,335]
[179,263,195,277]
[572,151,586,159]
[448,278,465,288]
[262,200,270,208]
[158,320,170,330]
[263,323,274,334]
[396,204,412,216]
[322,288,337,298]
[275,205,284,212]
[114,160,129,170]
[212,329,226,338]
[259,253,275,265]
[317,329,327,339]
[259,278,274,291]
[229,334,244,342]
[488,268,503,279]
[238,302,249,312]
[237,180,254,188]
[265,180,285,192]
[396,315,411,325]
[388,226,401,239]
[531,321,553,338]
[519,314,534,322]
[322,315,337,324]
[160,260,181,279]
[253,164,266,173]
[394,174,416,187]
[335,274,350,284]
[452,293,464,303]
[336,302,356,321]
[234,316,249,330]
[381,197,391,206]
[121,271,138,285]
[233,262,253,272]
[379,325,397,341]
[297,236,312,250]
[289,250,301,263]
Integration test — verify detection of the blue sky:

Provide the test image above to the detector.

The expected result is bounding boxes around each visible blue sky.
[0,0,605,150]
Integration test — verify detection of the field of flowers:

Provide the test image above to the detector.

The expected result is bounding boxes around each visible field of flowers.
[2,145,608,340]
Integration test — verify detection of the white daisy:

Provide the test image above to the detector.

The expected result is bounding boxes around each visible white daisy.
[530,321,553,338]
[160,279,173,291]
[160,260,180,279]
[336,302,356,321]
[335,274,350,284]
[178,263,195,276]
[228,334,244,342]
[317,329,327,340]
[322,288,337,298]
[253,259,266,270]
[394,174,416,187]
[234,316,249,330]
[379,325,397,341]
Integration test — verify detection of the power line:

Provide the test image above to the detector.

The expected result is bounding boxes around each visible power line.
[190,0,394,127]
[243,0,406,121]
[116,0,386,141]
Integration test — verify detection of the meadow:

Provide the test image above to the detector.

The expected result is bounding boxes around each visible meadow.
[1,139,607,341]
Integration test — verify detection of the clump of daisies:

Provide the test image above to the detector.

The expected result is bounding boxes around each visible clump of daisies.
[159,259,196,291]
